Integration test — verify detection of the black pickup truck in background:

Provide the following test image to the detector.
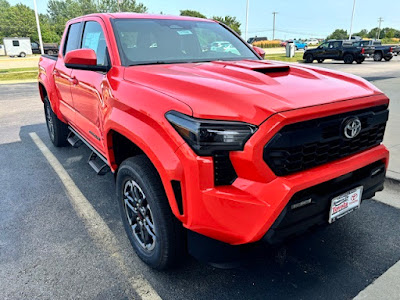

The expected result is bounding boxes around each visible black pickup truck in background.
[352,40,393,61]
[303,40,365,64]
[31,41,59,56]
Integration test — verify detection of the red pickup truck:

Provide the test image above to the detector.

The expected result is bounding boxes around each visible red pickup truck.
[38,13,389,270]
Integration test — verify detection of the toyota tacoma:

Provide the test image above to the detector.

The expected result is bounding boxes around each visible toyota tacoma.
[38,13,389,270]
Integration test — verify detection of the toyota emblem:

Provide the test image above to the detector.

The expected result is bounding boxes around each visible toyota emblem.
[343,118,362,139]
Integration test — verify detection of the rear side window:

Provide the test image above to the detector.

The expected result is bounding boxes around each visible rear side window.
[64,22,82,55]
[81,21,108,66]
[13,40,19,47]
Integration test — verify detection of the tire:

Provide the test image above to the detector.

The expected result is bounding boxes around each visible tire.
[373,52,383,61]
[317,59,324,63]
[44,97,69,147]
[116,156,185,270]
[343,54,354,64]
[305,54,314,63]
[356,58,364,64]
[47,50,54,56]
[19,52,26,57]
[384,57,392,61]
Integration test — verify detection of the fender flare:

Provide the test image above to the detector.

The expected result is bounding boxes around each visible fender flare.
[105,110,185,219]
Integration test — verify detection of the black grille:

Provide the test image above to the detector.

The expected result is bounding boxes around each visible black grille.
[264,105,388,176]
[213,152,237,186]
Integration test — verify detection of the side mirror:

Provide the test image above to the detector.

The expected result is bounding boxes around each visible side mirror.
[253,46,265,59]
[65,48,108,72]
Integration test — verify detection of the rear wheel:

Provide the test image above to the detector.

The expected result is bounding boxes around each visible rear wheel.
[373,52,383,61]
[356,58,364,64]
[317,59,324,63]
[305,54,314,63]
[19,52,26,57]
[47,50,54,56]
[384,56,392,61]
[44,97,69,147]
[116,156,185,270]
[343,54,354,64]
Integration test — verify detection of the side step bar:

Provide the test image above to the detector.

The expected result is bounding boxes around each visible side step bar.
[68,127,111,176]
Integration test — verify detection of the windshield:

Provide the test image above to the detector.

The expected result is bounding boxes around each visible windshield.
[113,18,259,66]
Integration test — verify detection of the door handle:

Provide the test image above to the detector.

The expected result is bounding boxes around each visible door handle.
[69,76,79,85]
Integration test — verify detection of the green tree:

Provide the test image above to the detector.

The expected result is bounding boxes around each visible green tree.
[368,27,380,39]
[213,16,242,35]
[353,29,368,38]
[326,29,348,40]
[98,0,147,13]
[1,4,37,38]
[180,10,206,19]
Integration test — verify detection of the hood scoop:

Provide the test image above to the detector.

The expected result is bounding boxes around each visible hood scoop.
[213,60,290,75]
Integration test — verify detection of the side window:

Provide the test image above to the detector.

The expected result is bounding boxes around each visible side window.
[13,40,20,47]
[64,22,82,55]
[332,41,341,48]
[320,43,329,49]
[81,21,108,66]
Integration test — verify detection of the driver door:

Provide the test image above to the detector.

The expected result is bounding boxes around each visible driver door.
[70,18,110,154]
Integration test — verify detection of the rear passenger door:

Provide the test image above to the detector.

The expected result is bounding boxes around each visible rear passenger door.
[325,41,341,59]
[54,21,83,124]
[70,17,110,153]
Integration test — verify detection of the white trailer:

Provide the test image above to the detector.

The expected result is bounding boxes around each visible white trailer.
[0,44,5,56]
[3,37,33,57]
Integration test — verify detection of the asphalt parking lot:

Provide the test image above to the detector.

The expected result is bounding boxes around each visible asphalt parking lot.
[0,58,399,299]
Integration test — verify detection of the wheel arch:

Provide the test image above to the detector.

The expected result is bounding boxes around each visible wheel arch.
[105,121,185,220]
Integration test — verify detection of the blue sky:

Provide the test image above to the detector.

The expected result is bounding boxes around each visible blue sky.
[9,0,400,39]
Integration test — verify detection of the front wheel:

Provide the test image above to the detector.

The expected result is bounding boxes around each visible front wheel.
[384,56,392,61]
[116,156,185,270]
[356,58,364,64]
[44,97,69,147]
[317,59,324,63]
[343,54,354,64]
[19,52,26,57]
[373,52,383,61]
[305,54,314,63]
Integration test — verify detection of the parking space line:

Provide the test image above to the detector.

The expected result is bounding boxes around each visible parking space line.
[353,260,400,300]
[29,132,161,300]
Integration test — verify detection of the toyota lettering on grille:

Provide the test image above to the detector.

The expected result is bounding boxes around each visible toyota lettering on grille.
[343,118,362,139]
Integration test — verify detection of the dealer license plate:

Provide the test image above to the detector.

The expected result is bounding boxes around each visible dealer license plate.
[328,186,363,223]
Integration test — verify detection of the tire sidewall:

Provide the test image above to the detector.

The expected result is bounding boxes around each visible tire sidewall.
[344,54,353,64]
[44,97,56,144]
[116,161,167,268]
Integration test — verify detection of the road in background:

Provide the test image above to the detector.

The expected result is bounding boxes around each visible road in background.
[0,59,399,299]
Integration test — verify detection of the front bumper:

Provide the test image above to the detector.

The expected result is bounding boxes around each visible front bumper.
[171,95,389,245]
[263,160,386,244]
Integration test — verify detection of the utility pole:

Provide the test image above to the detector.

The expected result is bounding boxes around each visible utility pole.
[117,0,121,12]
[272,12,278,40]
[33,0,44,55]
[377,17,384,40]
[245,0,249,41]
[349,0,356,40]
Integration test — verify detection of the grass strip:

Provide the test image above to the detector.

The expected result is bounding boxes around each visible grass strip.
[0,71,38,81]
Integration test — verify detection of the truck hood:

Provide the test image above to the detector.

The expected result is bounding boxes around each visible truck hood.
[123,60,382,125]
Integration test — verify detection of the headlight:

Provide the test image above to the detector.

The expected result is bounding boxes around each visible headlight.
[166,111,257,156]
